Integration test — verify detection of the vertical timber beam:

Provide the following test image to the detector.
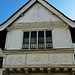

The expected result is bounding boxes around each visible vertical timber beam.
[29,31,31,49]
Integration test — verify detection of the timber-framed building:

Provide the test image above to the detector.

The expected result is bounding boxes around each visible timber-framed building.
[0,0,75,75]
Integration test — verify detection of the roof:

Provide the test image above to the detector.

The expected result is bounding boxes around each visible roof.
[0,0,75,31]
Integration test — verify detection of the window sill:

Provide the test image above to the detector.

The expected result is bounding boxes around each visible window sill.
[3,48,74,54]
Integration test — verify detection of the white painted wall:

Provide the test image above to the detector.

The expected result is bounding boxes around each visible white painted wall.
[5,3,72,50]
[3,53,73,67]
[0,69,3,75]
[52,28,72,49]
[15,3,61,23]
[5,30,23,50]
[5,28,72,50]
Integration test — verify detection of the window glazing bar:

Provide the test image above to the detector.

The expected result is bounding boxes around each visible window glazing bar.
[37,31,38,49]
[44,31,46,49]
[29,31,31,49]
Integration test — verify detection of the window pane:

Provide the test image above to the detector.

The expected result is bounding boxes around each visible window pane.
[30,31,37,49]
[23,32,29,49]
[46,31,52,48]
[38,31,44,49]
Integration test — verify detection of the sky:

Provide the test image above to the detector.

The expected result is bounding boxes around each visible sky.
[0,0,75,24]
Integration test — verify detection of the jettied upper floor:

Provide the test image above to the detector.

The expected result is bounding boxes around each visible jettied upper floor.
[0,1,75,75]
[0,0,75,50]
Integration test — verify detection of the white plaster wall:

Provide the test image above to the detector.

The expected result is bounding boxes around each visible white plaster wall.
[27,54,48,64]
[52,28,72,48]
[3,53,73,67]
[0,69,3,75]
[49,54,73,64]
[5,3,72,50]
[5,30,23,50]
[15,3,61,23]
[5,55,26,66]
[5,28,72,50]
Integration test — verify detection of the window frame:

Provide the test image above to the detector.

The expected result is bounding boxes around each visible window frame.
[22,30,53,50]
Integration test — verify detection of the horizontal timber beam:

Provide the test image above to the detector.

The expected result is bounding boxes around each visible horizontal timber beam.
[3,67,75,74]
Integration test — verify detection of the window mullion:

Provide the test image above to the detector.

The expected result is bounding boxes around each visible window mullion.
[37,31,38,49]
[44,31,46,49]
[29,31,31,49]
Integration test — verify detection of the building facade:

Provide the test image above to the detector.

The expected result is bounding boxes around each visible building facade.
[0,0,75,75]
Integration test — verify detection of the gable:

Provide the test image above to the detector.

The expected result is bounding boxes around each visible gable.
[0,0,75,31]
[15,3,62,23]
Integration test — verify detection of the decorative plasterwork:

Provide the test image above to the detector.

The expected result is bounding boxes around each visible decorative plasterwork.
[49,54,73,64]
[5,55,26,66]
[3,52,74,67]
[27,54,48,64]
[30,12,44,21]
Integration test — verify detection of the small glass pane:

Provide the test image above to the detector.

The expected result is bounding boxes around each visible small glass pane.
[46,31,52,48]
[23,32,29,49]
[38,31,44,49]
[30,31,37,49]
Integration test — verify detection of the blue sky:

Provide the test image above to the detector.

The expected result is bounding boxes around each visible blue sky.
[0,0,75,24]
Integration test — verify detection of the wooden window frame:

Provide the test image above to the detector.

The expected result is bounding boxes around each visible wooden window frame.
[23,31,53,49]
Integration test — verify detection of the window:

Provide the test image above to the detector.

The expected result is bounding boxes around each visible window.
[38,31,44,49]
[31,31,37,49]
[46,31,52,48]
[23,31,52,49]
[23,32,29,49]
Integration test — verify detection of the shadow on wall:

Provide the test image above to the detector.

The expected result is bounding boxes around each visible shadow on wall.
[0,30,7,50]
[70,27,75,43]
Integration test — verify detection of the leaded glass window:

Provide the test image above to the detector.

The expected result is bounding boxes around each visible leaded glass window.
[31,31,37,49]
[23,32,29,49]
[46,31,52,48]
[38,31,44,49]
[23,31,53,49]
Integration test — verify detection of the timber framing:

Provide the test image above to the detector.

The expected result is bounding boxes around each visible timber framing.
[3,67,75,74]
[2,48,74,54]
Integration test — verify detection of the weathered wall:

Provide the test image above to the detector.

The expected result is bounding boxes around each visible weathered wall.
[0,69,3,75]
[52,28,72,48]
[5,30,23,50]
[5,28,72,50]
[5,2,73,50]
[3,52,74,67]
[15,3,61,23]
